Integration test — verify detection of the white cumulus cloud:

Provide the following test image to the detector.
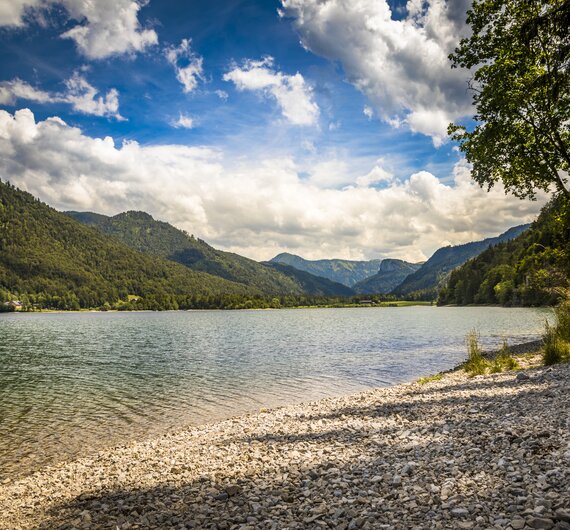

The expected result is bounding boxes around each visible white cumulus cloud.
[0,0,157,59]
[0,109,546,262]
[171,113,194,129]
[0,73,124,120]
[280,0,473,145]
[165,39,204,94]
[223,56,319,126]
[0,78,53,104]
[356,163,394,188]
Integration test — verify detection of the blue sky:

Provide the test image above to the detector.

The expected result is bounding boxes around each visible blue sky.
[0,0,545,261]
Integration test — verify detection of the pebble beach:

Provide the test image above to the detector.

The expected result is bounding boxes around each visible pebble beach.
[1,356,569,530]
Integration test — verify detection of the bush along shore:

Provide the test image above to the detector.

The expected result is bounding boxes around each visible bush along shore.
[1,335,569,530]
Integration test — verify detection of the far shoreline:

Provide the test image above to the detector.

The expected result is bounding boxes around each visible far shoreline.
[2,300,559,315]
[1,300,436,314]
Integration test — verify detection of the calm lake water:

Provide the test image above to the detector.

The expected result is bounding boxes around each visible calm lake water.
[0,306,550,478]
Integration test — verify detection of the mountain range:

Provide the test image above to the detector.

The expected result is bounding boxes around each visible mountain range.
[0,181,251,311]
[65,210,353,298]
[353,259,423,294]
[269,253,383,287]
[391,225,530,299]
[66,210,303,295]
[0,178,541,310]
[270,225,529,298]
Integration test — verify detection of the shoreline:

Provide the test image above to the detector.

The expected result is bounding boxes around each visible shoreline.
[1,345,568,529]
[1,301,434,315]
[1,339,545,481]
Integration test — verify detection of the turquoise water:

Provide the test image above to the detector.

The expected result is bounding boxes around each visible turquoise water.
[0,306,550,478]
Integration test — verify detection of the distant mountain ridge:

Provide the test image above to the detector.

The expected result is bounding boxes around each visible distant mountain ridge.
[2,180,541,309]
[391,224,531,299]
[263,262,355,297]
[271,225,531,298]
[353,259,423,294]
[270,253,383,287]
[65,210,351,297]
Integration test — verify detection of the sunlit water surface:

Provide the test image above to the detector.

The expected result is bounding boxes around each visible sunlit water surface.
[0,306,550,478]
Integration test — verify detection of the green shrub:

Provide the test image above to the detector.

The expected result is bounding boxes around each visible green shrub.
[554,296,570,343]
[543,321,567,365]
[498,339,511,356]
[489,340,521,373]
[417,373,443,385]
[464,330,488,376]
[490,353,522,373]
[542,291,570,365]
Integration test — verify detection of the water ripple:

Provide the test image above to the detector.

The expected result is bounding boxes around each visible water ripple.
[0,306,550,478]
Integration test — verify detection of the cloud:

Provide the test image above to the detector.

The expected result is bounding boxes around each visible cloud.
[171,113,194,129]
[279,0,473,145]
[363,106,374,120]
[0,109,547,262]
[0,0,41,26]
[223,56,319,126]
[301,139,316,154]
[165,39,204,93]
[0,0,157,59]
[355,163,394,188]
[0,78,53,104]
[0,74,124,119]
[214,90,229,101]
[63,73,123,119]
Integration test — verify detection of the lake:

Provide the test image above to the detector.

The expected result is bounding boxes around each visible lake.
[0,306,550,479]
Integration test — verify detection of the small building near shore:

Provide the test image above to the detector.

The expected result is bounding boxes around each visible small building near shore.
[4,300,23,310]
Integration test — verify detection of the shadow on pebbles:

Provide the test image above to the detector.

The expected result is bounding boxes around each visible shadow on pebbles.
[1,362,569,530]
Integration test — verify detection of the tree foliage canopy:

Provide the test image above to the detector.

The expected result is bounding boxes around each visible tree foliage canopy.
[438,194,570,306]
[449,0,570,198]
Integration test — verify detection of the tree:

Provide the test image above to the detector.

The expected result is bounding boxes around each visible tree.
[448,0,570,199]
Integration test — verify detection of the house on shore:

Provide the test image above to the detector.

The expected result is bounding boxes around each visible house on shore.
[3,300,23,311]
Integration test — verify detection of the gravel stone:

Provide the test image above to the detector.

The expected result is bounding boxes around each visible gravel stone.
[527,516,556,529]
[511,517,526,529]
[0,359,568,530]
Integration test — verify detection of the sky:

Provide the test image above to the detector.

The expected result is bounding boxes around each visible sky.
[0,0,548,262]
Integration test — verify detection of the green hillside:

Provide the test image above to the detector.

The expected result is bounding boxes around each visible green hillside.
[353,259,423,294]
[262,262,355,296]
[270,253,383,287]
[438,196,569,306]
[0,180,259,310]
[66,210,306,295]
[391,225,530,300]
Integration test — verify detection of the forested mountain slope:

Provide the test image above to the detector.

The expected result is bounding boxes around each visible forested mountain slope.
[66,210,306,295]
[270,253,383,287]
[0,181,255,310]
[391,224,530,300]
[438,196,569,306]
[262,262,355,296]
